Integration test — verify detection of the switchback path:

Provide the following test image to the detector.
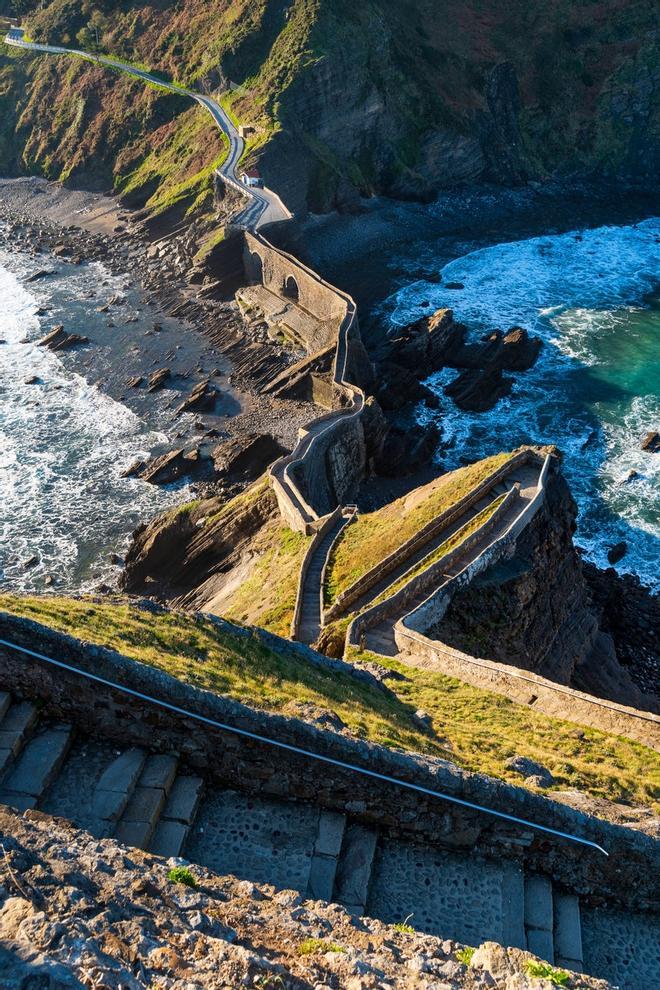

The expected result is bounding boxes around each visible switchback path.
[361,464,540,658]
[4,27,290,229]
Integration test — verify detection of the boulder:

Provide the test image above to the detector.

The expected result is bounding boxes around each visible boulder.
[641,430,660,453]
[444,365,514,411]
[147,368,171,392]
[211,433,286,484]
[37,325,89,351]
[607,541,627,565]
[175,379,217,415]
[505,756,555,788]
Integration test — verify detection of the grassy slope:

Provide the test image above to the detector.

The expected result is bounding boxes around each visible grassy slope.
[325,453,513,605]
[220,522,312,638]
[1,594,658,812]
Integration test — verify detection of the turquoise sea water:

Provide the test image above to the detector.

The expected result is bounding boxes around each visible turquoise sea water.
[382,219,660,591]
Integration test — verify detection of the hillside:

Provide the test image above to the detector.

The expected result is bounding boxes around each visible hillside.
[1,0,658,219]
[1,594,658,814]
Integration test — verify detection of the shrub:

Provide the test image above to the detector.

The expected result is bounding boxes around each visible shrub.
[167,866,197,888]
[456,946,475,967]
[297,938,345,955]
[525,960,570,986]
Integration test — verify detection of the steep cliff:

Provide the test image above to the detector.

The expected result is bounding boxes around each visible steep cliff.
[1,0,658,217]
[432,465,657,713]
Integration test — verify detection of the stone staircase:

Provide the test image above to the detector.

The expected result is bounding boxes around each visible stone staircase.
[0,687,587,976]
[298,513,351,644]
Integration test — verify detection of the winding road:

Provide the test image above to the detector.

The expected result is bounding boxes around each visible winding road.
[4,27,290,230]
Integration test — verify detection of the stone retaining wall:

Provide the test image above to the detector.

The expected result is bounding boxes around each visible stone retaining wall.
[0,610,657,910]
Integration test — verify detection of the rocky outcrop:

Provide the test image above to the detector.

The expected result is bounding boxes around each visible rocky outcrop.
[211,433,286,484]
[0,806,617,990]
[36,325,89,350]
[376,309,542,413]
[121,481,280,598]
[431,462,654,710]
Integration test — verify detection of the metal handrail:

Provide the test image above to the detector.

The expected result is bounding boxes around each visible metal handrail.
[0,636,607,856]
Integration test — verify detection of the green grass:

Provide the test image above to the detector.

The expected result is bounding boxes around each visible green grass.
[345,648,660,813]
[371,495,506,605]
[525,961,570,985]
[167,866,197,888]
[298,938,345,955]
[1,594,658,813]
[193,226,228,264]
[221,522,312,638]
[325,453,515,606]
[455,946,475,967]
[0,595,442,757]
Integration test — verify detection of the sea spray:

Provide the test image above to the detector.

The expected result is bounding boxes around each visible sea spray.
[381,219,660,590]
[0,253,187,591]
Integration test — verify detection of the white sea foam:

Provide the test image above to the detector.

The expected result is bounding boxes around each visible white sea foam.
[382,219,660,590]
[0,255,186,591]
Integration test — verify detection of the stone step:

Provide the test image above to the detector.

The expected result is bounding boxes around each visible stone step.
[0,699,39,772]
[332,823,378,916]
[149,774,204,858]
[115,753,179,851]
[92,747,147,823]
[0,724,73,811]
[524,875,555,963]
[307,810,346,902]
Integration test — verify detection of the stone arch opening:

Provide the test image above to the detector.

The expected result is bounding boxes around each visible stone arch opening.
[283,274,300,301]
[249,251,264,284]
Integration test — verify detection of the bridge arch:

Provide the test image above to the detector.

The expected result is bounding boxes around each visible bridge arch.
[283,274,300,302]
[248,250,264,284]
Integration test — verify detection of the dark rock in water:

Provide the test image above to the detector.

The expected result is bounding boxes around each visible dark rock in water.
[139,447,207,485]
[375,422,440,477]
[498,327,542,371]
[607,542,628,565]
[176,379,216,415]
[126,376,144,388]
[109,553,122,565]
[25,269,54,282]
[445,281,464,290]
[120,458,148,479]
[37,325,89,351]
[582,429,600,451]
[24,375,41,385]
[444,365,514,411]
[641,430,660,453]
[23,555,39,569]
[43,574,55,587]
[212,433,286,484]
[53,243,73,257]
[147,368,171,392]
[624,469,640,483]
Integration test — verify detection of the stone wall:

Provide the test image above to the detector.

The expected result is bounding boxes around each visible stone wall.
[393,632,660,749]
[328,450,534,624]
[243,231,346,354]
[346,485,519,649]
[0,611,658,912]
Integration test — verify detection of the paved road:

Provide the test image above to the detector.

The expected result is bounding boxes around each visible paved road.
[4,27,290,230]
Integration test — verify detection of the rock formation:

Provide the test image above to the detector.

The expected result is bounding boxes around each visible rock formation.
[429,462,657,712]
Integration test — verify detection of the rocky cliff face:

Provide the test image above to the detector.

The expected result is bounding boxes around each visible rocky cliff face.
[1,0,658,217]
[432,463,656,712]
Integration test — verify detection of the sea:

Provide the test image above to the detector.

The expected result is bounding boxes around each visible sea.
[380,218,660,592]
[0,248,187,593]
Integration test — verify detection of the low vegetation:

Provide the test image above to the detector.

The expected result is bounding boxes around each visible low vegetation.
[297,938,345,956]
[1,595,658,814]
[220,522,312,638]
[324,453,514,606]
[371,494,507,605]
[524,961,570,986]
[167,866,197,888]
